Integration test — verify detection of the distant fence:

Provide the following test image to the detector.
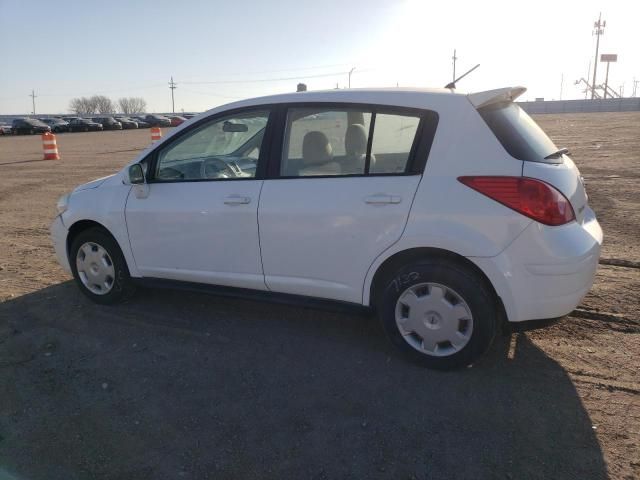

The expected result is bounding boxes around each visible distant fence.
[519,98,640,114]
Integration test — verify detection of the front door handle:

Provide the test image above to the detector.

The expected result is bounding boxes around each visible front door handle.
[224,195,251,205]
[364,194,401,205]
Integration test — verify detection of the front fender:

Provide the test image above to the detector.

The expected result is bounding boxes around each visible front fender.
[61,179,139,277]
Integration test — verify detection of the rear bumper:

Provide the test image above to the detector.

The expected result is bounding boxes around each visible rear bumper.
[472,208,602,322]
[50,216,71,274]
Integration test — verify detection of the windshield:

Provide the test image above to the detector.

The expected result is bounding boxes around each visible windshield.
[478,102,559,163]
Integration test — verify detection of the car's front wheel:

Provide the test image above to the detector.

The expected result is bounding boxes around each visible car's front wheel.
[376,259,498,370]
[69,227,136,305]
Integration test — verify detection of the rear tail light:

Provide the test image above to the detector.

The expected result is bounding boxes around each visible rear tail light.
[458,176,575,226]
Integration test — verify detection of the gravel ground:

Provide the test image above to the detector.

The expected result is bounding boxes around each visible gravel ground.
[0,115,638,479]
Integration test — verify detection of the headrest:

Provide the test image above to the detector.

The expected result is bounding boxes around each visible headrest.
[345,124,368,156]
[302,131,333,165]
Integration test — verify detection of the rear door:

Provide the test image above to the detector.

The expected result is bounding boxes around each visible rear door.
[258,104,438,303]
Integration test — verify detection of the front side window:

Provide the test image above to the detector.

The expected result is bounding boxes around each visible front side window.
[154,110,269,181]
[281,107,422,177]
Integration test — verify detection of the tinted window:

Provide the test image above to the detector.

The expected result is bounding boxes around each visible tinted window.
[281,107,422,177]
[282,108,372,176]
[478,102,558,162]
[155,110,269,181]
[370,114,421,174]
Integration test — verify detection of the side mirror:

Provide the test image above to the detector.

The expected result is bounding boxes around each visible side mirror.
[128,164,145,184]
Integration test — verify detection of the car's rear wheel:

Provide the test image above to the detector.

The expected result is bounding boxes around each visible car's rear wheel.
[376,259,497,370]
[69,227,136,305]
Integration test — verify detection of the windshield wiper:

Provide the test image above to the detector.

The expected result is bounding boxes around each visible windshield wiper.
[544,148,570,160]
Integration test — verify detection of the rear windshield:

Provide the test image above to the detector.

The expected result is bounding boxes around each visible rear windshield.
[478,102,558,162]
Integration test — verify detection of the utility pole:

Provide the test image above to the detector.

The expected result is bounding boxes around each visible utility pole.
[29,89,37,116]
[348,67,355,88]
[559,73,564,100]
[591,13,605,99]
[632,78,639,97]
[169,76,177,113]
[452,49,458,83]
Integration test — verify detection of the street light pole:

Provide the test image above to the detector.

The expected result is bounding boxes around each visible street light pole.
[452,49,457,83]
[348,67,355,88]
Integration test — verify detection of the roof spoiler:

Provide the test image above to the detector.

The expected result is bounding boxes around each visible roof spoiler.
[468,87,527,109]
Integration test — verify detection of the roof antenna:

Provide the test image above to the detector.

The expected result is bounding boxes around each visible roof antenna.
[445,64,480,89]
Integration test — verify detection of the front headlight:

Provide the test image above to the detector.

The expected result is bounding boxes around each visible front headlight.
[56,193,70,214]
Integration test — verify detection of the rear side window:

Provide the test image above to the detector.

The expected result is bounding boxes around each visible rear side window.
[478,102,558,162]
[281,107,423,177]
[370,114,421,174]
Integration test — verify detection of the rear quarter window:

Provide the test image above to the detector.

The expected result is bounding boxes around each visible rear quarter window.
[478,102,558,162]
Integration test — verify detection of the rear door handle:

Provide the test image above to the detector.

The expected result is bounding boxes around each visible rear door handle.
[364,194,401,205]
[224,195,251,205]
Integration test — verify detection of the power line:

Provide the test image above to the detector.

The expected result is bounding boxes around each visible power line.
[180,63,353,80]
[182,70,351,85]
[180,88,243,99]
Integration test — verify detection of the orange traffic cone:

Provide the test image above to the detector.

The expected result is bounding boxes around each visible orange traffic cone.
[42,132,60,160]
[151,127,162,142]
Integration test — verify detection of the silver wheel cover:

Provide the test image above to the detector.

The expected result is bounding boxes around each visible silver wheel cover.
[75,242,116,295]
[395,282,473,357]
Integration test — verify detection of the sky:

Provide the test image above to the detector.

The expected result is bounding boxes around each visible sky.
[0,0,638,115]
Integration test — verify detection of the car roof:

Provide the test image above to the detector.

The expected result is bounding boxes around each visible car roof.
[198,86,526,117]
[202,88,462,114]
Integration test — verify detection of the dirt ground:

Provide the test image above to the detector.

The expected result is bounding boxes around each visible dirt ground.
[0,114,638,479]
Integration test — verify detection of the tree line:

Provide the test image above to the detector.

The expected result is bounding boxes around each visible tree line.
[69,96,147,115]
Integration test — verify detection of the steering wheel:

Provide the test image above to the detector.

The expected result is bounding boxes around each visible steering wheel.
[200,157,237,179]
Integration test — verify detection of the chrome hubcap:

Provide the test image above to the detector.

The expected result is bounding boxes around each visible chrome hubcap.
[76,242,115,295]
[395,282,473,357]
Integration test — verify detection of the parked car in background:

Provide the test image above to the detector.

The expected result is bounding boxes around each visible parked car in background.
[94,117,123,130]
[169,115,187,127]
[11,118,51,135]
[0,122,12,135]
[115,117,138,129]
[183,113,197,119]
[68,118,104,132]
[50,87,602,369]
[142,114,171,127]
[132,117,151,128]
[40,118,70,133]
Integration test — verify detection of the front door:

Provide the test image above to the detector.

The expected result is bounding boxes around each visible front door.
[125,109,271,290]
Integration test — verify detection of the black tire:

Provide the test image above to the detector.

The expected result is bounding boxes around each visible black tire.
[69,227,136,305]
[376,259,498,370]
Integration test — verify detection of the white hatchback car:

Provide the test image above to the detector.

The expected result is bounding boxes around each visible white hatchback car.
[51,87,602,369]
